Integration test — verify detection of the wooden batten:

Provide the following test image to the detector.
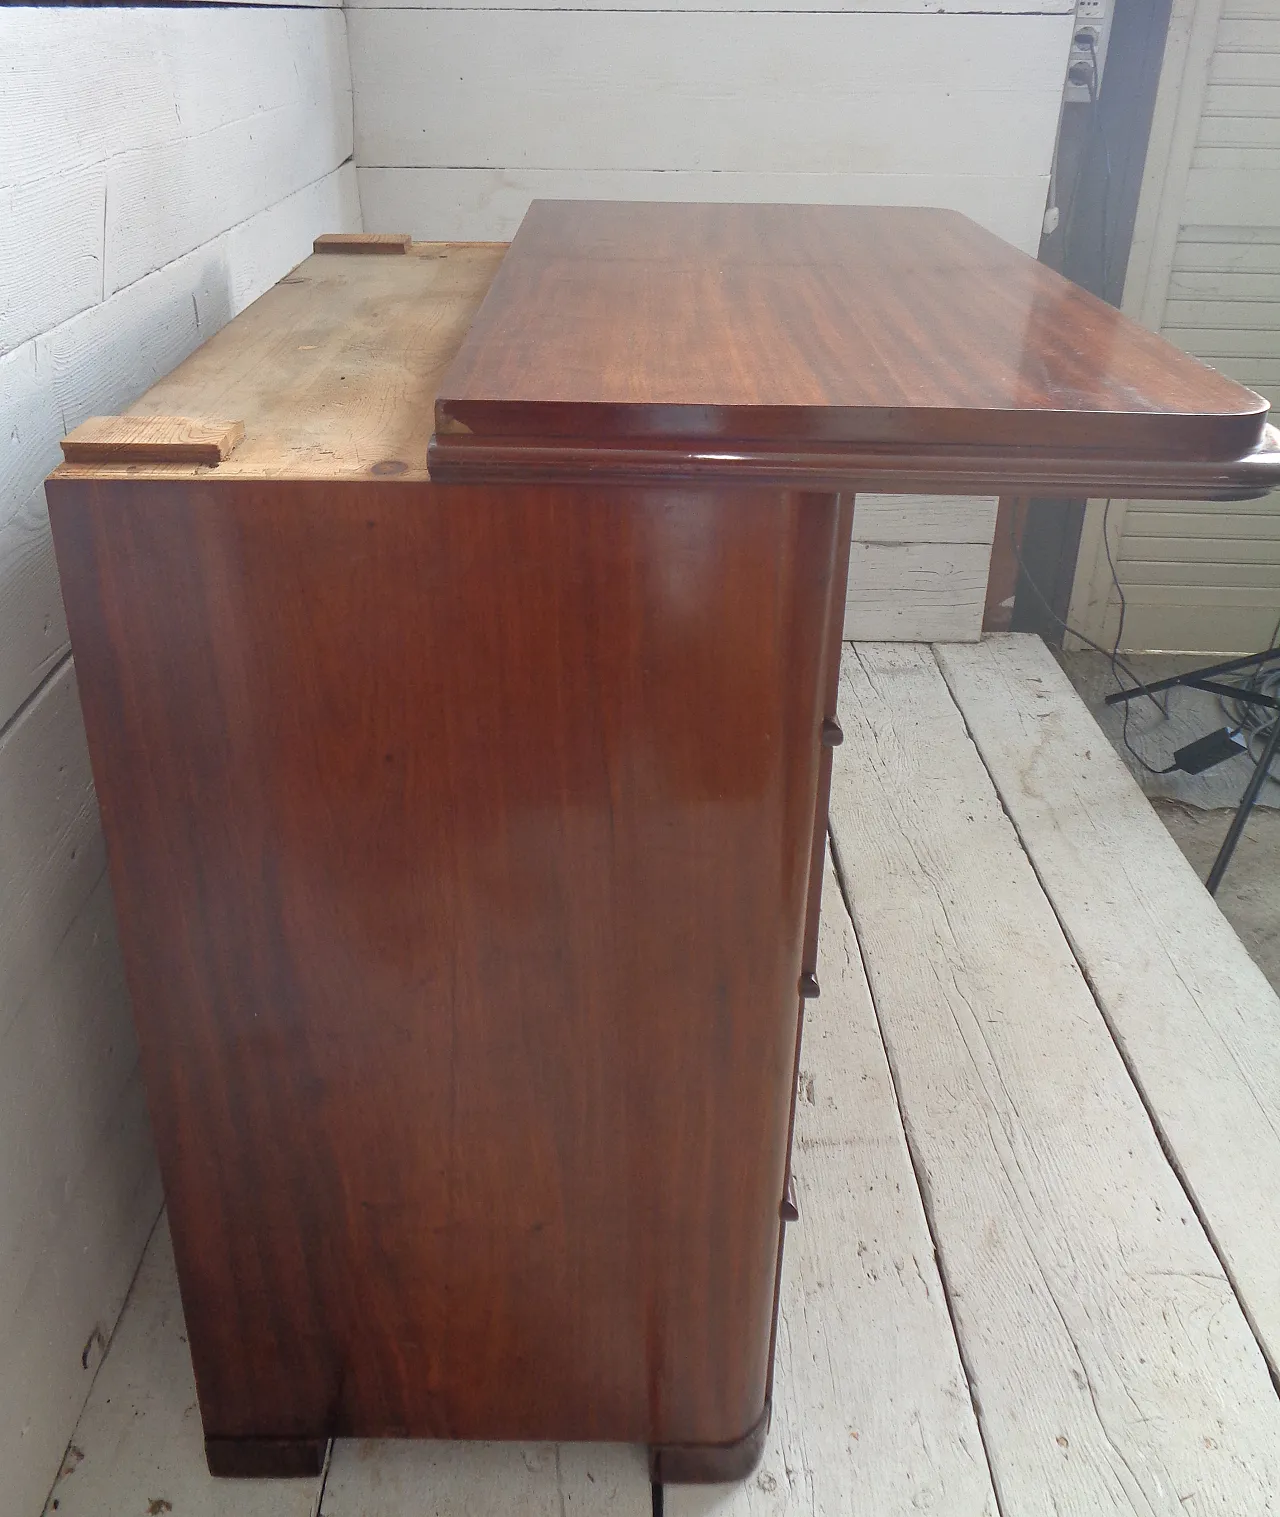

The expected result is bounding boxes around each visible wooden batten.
[48,244,507,483]
[313,232,412,254]
[60,417,245,466]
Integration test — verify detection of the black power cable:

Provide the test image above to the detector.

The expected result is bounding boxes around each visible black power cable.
[1009,500,1176,774]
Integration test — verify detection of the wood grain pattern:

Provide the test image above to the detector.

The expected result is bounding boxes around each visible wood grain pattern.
[314,232,410,254]
[44,194,1280,1488]
[46,476,844,1460]
[433,202,1273,477]
[48,244,505,484]
[38,639,1280,1511]
[938,634,1280,1382]
[61,417,245,465]
[830,642,1280,1516]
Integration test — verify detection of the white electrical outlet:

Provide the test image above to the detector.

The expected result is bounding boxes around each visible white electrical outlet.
[1063,0,1113,103]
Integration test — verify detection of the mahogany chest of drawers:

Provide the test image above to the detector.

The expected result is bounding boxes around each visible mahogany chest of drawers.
[46,201,1279,1481]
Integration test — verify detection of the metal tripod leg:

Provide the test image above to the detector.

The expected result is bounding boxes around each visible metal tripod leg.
[1206,713,1280,895]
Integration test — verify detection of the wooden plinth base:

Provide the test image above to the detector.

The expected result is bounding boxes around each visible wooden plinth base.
[649,1401,771,1483]
[204,1436,328,1478]
[203,1413,769,1484]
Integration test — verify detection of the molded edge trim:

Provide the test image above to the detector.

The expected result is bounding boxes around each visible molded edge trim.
[428,426,1280,501]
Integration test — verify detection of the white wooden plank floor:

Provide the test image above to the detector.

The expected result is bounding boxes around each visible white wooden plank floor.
[40,635,1280,1517]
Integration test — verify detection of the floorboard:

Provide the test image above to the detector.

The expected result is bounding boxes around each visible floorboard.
[669,850,997,1517]
[829,642,1280,1517]
[320,1440,649,1516]
[937,634,1280,1383]
[39,1219,319,1517]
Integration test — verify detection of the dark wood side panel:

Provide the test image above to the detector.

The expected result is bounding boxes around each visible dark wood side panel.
[47,478,842,1452]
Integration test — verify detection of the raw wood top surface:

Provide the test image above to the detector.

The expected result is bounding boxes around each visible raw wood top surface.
[435,201,1270,460]
[51,243,507,482]
[49,205,1278,495]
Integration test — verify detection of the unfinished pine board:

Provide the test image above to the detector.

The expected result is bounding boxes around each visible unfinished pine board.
[315,232,411,253]
[48,244,505,485]
[829,642,1280,1516]
[937,633,1280,1379]
[669,850,996,1517]
[40,1218,316,1517]
[61,417,245,465]
[349,12,1070,178]
[321,1442,649,1516]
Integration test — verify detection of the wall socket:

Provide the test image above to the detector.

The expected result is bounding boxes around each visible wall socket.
[1064,0,1113,103]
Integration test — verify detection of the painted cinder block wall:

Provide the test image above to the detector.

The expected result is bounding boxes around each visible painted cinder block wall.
[0,8,358,1515]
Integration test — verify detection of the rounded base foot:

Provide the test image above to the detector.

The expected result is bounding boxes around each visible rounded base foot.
[648,1401,771,1484]
[204,1436,327,1478]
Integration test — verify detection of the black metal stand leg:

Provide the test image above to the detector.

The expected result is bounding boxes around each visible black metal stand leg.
[1207,714,1280,895]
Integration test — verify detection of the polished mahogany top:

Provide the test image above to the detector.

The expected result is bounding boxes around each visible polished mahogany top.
[431,201,1280,497]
